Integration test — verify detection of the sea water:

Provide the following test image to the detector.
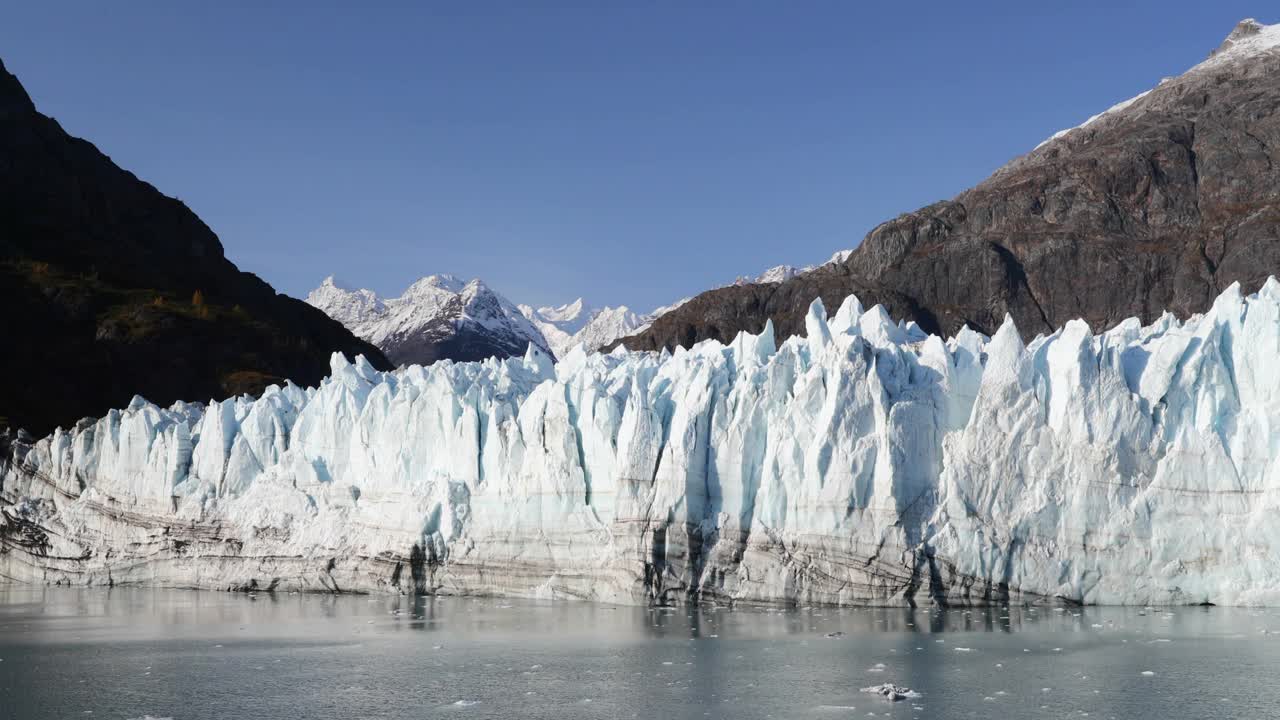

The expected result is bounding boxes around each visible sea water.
[1,588,1277,719]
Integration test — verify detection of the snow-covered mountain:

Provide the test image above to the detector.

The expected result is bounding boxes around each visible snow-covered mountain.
[7,280,1280,606]
[518,299,686,359]
[730,249,854,286]
[1034,18,1280,151]
[308,275,691,364]
[307,250,847,364]
[307,247,856,366]
[305,275,552,366]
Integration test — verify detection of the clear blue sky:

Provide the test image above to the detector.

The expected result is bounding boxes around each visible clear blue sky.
[0,2,1267,310]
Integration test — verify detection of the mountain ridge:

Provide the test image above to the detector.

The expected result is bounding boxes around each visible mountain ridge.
[306,275,553,366]
[0,57,392,437]
[307,275,675,363]
[617,18,1280,353]
[308,249,854,364]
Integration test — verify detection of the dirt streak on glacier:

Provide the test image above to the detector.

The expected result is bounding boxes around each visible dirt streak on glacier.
[4,279,1280,606]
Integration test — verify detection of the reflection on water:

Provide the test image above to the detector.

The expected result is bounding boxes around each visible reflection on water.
[1,587,1277,719]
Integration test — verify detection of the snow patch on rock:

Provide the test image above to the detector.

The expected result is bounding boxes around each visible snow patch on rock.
[1033,19,1280,152]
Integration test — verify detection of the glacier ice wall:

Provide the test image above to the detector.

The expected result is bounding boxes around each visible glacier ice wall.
[4,280,1280,606]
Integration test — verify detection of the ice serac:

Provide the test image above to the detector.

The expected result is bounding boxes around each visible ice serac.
[5,281,1280,606]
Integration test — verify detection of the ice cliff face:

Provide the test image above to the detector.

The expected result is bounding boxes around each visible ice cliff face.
[5,281,1280,607]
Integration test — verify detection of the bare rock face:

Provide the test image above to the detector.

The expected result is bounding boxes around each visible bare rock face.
[619,19,1280,352]
[0,58,392,437]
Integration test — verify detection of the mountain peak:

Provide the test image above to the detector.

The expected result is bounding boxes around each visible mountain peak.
[534,298,589,325]
[319,274,353,291]
[0,56,391,434]
[308,273,551,365]
[1032,18,1280,154]
[727,252,854,287]
[753,265,804,284]
[0,57,36,117]
[1208,18,1280,62]
[404,273,466,295]
[1226,18,1265,44]
[621,18,1280,353]
[827,249,853,265]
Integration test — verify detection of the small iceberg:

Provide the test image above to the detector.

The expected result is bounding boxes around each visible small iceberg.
[861,684,920,701]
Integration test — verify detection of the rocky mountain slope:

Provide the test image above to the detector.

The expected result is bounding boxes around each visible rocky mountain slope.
[0,58,391,437]
[306,275,552,366]
[619,18,1280,352]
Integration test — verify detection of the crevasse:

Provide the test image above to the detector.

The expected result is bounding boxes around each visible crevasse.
[3,280,1280,606]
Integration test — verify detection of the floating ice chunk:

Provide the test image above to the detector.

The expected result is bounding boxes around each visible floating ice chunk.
[860,684,920,701]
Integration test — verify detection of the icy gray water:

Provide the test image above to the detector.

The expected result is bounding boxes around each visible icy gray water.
[1,589,1278,719]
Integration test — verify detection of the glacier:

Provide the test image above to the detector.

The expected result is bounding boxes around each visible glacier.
[4,280,1280,607]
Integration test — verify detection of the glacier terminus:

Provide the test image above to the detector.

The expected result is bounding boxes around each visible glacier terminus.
[4,280,1280,607]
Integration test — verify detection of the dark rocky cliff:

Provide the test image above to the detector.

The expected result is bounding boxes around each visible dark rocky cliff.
[620,19,1280,351]
[0,58,392,436]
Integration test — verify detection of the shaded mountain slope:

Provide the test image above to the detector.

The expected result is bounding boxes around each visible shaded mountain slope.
[0,58,391,436]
